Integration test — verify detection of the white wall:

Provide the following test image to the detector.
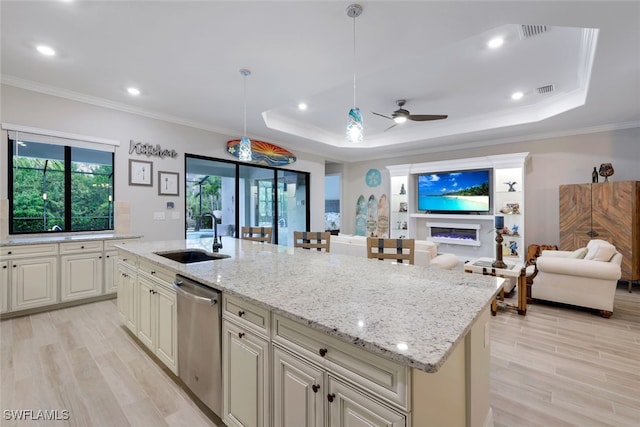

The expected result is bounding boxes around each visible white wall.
[341,128,640,248]
[0,85,326,241]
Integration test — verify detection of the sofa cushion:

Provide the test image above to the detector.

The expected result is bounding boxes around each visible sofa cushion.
[584,243,617,262]
[568,247,588,259]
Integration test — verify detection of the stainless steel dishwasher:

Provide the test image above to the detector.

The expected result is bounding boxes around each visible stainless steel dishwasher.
[173,274,222,417]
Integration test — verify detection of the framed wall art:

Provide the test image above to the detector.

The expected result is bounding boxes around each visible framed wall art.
[129,159,153,186]
[158,171,179,196]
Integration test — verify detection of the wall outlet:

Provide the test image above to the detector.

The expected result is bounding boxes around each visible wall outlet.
[171,211,180,220]
[153,212,165,220]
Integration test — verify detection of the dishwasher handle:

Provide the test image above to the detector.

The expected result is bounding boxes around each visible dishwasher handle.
[173,279,219,305]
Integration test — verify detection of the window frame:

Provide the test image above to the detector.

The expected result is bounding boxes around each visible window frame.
[8,135,115,235]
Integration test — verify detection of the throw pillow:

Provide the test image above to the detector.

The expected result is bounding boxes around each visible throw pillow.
[568,247,588,259]
[585,244,617,262]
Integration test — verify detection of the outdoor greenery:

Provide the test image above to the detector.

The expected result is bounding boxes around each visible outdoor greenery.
[12,157,113,233]
[186,175,221,229]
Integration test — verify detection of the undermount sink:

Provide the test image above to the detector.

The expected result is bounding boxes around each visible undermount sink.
[154,249,230,264]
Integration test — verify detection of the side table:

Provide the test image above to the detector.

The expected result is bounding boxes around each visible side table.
[464,257,527,316]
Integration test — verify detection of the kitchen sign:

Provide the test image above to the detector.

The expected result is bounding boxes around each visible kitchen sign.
[129,139,178,159]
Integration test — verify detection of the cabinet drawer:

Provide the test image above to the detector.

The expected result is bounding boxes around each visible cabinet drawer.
[105,238,139,250]
[1,244,58,258]
[59,240,104,254]
[223,294,270,337]
[138,259,174,287]
[273,314,409,410]
[117,250,136,266]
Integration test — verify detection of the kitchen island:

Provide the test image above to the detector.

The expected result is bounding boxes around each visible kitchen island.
[117,237,502,427]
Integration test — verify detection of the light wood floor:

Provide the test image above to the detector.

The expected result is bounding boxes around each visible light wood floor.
[1,285,638,427]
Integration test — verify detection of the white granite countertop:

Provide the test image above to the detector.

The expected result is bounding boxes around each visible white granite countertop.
[118,237,503,373]
[1,233,142,246]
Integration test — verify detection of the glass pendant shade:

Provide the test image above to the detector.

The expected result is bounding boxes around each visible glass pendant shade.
[239,137,252,161]
[346,107,363,144]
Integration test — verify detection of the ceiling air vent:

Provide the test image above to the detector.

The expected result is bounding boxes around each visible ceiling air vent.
[519,25,549,39]
[536,84,555,95]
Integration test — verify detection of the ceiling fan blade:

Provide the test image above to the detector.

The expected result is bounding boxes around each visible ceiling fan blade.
[372,112,393,120]
[408,114,448,121]
[383,123,398,132]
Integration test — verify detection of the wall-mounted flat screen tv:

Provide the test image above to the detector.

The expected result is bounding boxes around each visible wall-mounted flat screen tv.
[417,169,492,213]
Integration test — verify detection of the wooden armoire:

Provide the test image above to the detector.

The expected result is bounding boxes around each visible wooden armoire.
[559,181,640,291]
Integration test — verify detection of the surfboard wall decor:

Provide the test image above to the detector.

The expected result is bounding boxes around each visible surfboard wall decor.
[376,194,389,238]
[366,194,378,237]
[355,195,367,236]
[227,139,296,166]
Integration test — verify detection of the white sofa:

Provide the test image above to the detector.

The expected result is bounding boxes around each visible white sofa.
[532,239,622,317]
[331,234,457,268]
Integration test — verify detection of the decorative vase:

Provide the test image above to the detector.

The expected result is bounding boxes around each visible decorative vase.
[399,183,406,195]
[598,163,614,182]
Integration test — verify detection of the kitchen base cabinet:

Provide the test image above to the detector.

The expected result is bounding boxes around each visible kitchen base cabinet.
[222,319,270,427]
[104,251,118,293]
[328,377,405,427]
[137,270,177,374]
[61,253,103,301]
[273,346,325,427]
[1,261,8,314]
[116,260,138,333]
[11,256,58,311]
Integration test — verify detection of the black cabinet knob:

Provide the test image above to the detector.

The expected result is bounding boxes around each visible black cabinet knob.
[327,393,335,403]
[238,332,245,338]
[312,384,320,393]
[319,348,328,357]
[238,310,245,317]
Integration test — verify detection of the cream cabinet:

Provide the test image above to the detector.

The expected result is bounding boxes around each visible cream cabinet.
[104,251,118,293]
[116,258,138,333]
[137,260,177,374]
[1,261,8,314]
[222,319,270,427]
[2,244,59,312]
[273,346,325,427]
[60,240,104,302]
[327,377,405,427]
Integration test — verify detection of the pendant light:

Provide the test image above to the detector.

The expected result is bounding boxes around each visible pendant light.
[239,68,252,161]
[346,4,363,143]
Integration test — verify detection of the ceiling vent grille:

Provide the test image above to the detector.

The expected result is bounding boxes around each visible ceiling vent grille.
[536,84,555,94]
[519,25,549,39]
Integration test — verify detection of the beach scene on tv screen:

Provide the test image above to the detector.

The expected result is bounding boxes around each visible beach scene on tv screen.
[418,171,490,211]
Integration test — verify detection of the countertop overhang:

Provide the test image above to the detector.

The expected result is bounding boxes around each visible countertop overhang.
[117,237,503,373]
[1,233,142,246]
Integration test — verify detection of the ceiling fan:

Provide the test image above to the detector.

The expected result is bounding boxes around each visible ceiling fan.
[372,99,448,131]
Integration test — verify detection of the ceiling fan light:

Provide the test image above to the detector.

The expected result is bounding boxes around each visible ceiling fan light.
[346,107,363,143]
[393,116,408,124]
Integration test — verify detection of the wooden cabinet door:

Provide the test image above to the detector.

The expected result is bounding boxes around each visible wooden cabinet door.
[11,256,57,311]
[61,253,103,301]
[223,320,269,427]
[327,377,405,427]
[1,261,8,313]
[104,251,118,293]
[155,283,177,374]
[273,346,325,427]
[559,184,593,250]
[137,275,155,351]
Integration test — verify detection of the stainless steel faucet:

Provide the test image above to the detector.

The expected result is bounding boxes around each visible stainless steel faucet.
[202,213,223,252]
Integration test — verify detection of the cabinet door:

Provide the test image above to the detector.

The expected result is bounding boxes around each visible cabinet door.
[223,320,269,427]
[1,261,8,313]
[559,184,593,249]
[273,346,325,427]
[104,251,118,293]
[137,275,155,351]
[60,253,103,301]
[116,263,130,324]
[11,256,58,311]
[124,270,138,333]
[327,377,405,427]
[155,283,177,374]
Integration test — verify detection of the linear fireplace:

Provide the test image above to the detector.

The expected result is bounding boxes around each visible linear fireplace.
[427,222,481,246]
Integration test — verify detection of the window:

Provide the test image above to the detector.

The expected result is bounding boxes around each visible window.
[8,133,115,234]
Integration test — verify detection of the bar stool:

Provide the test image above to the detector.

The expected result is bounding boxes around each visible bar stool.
[293,231,331,252]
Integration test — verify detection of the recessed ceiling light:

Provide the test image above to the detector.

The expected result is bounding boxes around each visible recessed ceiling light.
[487,37,504,49]
[127,87,141,96]
[511,91,524,100]
[297,102,308,110]
[36,45,56,56]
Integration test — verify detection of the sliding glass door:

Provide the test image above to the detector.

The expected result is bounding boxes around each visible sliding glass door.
[186,155,309,246]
